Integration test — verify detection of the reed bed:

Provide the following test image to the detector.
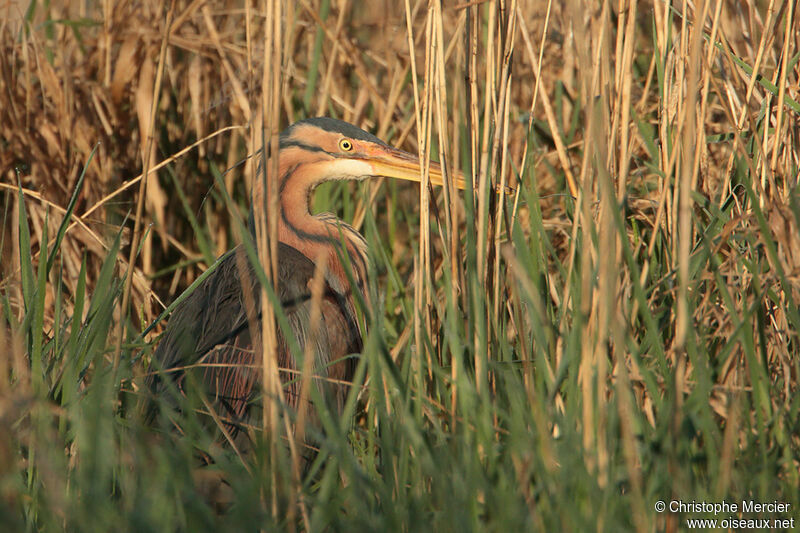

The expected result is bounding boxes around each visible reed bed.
[1,0,798,530]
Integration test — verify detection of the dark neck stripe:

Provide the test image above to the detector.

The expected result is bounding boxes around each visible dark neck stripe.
[279,163,300,195]
[281,209,339,245]
[279,210,368,289]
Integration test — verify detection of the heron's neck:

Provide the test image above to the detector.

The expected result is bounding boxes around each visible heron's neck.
[273,163,368,298]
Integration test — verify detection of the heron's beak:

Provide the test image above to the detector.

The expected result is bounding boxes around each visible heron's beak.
[367,146,514,195]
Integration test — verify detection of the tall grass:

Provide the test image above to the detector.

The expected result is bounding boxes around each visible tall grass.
[1,0,799,530]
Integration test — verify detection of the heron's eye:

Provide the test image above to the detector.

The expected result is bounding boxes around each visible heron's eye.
[339,138,354,152]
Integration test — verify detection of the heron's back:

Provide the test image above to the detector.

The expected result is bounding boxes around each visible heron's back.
[147,242,361,444]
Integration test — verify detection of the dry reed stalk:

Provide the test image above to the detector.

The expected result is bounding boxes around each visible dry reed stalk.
[674,0,705,359]
[404,0,432,384]
[491,1,515,336]
[430,0,456,295]
[114,0,176,372]
[429,0,456,414]
[254,0,285,522]
[720,0,778,207]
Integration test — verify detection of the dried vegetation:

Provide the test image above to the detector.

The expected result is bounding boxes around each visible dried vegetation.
[1,0,799,529]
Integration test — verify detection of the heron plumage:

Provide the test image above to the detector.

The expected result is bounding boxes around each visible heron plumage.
[148,117,457,448]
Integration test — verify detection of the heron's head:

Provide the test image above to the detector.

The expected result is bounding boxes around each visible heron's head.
[276,117,464,189]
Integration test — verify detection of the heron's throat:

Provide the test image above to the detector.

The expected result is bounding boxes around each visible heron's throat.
[274,165,369,298]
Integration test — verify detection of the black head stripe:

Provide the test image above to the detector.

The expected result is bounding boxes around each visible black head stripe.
[278,139,329,153]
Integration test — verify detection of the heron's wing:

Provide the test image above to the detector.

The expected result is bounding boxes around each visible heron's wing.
[146,247,257,425]
[149,243,361,435]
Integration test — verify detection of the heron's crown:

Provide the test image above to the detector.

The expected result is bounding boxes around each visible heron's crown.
[281,117,388,147]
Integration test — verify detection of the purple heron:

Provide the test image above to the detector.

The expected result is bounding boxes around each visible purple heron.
[148,117,463,444]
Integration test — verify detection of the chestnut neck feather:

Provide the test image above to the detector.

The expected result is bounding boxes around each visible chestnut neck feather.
[252,150,368,303]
